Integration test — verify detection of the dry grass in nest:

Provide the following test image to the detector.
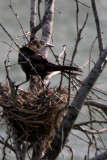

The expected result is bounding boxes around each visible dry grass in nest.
[0,83,69,147]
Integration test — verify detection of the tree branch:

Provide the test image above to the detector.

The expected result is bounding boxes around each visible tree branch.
[41,0,55,56]
[31,0,54,44]
[42,48,107,160]
[0,23,20,49]
[30,0,36,40]
[74,120,107,127]
[9,0,29,43]
[84,100,107,115]
[71,13,88,65]
[91,0,104,53]
[0,139,16,153]
[89,150,107,160]
[74,126,107,134]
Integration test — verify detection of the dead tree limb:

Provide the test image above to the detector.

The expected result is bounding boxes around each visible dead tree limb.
[42,48,107,160]
[41,0,55,56]
[30,0,37,39]
[91,0,104,53]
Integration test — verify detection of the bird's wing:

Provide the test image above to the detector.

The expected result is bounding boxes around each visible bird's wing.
[29,46,48,63]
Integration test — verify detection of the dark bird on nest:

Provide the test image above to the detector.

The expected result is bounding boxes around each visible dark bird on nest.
[18,39,82,86]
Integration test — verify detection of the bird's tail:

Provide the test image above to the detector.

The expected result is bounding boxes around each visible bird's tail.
[46,63,82,75]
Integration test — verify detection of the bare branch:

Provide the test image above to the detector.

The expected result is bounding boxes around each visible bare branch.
[74,0,90,8]
[41,0,55,56]
[74,126,107,134]
[70,13,88,65]
[84,100,107,115]
[31,0,54,39]
[89,36,98,72]
[9,0,29,43]
[74,120,107,127]
[91,0,104,53]
[59,46,67,90]
[0,23,20,49]
[38,0,42,22]
[65,145,75,160]
[75,0,79,33]
[49,45,67,65]
[0,139,16,153]
[49,47,60,64]
[89,150,107,160]
[30,0,36,40]
[42,48,107,159]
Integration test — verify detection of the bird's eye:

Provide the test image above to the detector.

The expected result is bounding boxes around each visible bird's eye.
[40,41,45,45]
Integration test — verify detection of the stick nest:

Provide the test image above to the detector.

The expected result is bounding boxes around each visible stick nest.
[0,82,69,150]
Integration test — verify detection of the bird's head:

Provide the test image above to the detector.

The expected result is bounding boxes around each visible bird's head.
[29,39,54,49]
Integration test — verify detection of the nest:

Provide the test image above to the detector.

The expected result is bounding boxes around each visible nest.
[0,82,70,153]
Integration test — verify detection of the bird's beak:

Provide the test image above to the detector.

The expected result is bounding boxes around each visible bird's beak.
[45,43,54,48]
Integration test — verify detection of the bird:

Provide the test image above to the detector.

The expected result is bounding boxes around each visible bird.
[18,38,82,86]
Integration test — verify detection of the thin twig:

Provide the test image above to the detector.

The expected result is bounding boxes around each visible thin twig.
[49,47,60,64]
[9,0,29,43]
[59,45,67,89]
[65,145,75,160]
[0,23,20,49]
[89,36,98,72]
[74,126,107,134]
[92,86,107,96]
[74,0,90,8]
[76,0,79,34]
[70,13,88,65]
[0,139,16,153]
[58,45,67,62]
[91,89,107,101]
[84,100,107,115]
[70,131,102,152]
[74,120,107,127]
[87,105,97,157]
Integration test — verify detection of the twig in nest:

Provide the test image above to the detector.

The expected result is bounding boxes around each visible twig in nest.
[55,104,68,131]
[4,60,16,97]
